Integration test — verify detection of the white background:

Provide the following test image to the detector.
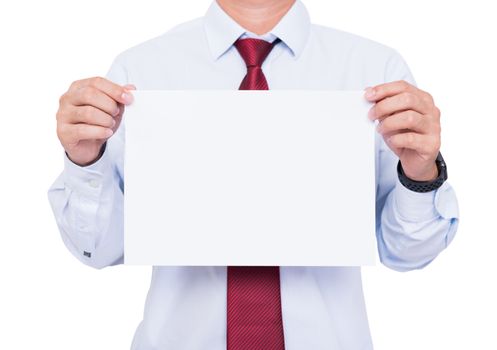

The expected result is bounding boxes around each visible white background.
[0,0,495,349]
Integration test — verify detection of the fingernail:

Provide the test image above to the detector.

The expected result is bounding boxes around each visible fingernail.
[114,106,121,116]
[106,129,114,137]
[368,107,376,120]
[365,88,376,100]
[121,91,133,104]
[111,119,116,127]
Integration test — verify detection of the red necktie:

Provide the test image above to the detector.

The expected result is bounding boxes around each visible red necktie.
[227,38,285,350]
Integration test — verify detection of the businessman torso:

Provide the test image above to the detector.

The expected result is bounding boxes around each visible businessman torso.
[48,1,459,349]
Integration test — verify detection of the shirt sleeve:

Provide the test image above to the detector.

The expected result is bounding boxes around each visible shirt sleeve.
[47,56,128,269]
[375,51,459,271]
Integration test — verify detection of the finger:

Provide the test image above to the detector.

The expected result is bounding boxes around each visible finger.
[377,110,426,135]
[72,77,133,105]
[68,105,116,128]
[387,132,436,154]
[364,80,417,102]
[369,92,430,120]
[64,123,113,144]
[69,86,121,116]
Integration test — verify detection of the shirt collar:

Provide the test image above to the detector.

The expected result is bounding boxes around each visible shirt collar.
[203,0,311,60]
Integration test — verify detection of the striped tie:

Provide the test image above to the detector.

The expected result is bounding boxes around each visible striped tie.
[226,38,285,350]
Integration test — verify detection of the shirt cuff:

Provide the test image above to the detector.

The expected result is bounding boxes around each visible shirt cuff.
[393,177,459,222]
[63,147,112,198]
[393,177,438,222]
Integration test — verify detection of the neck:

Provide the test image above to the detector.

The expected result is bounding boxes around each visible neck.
[216,0,295,35]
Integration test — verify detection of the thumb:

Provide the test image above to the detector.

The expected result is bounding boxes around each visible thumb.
[113,85,135,130]
[123,84,136,90]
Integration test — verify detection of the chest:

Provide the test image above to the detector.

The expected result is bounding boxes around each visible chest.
[126,36,384,91]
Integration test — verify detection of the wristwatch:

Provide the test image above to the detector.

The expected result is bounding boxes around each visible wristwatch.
[397,152,448,193]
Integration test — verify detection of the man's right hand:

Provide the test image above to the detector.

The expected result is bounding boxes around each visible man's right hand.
[56,77,135,166]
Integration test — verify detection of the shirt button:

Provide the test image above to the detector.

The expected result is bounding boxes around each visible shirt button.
[88,179,100,188]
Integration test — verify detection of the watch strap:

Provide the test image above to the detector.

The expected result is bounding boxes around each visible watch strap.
[397,152,448,193]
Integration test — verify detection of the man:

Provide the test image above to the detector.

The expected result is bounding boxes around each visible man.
[48,0,459,349]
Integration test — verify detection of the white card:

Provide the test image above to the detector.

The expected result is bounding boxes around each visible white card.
[124,90,376,266]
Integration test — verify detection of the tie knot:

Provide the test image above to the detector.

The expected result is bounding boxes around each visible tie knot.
[235,38,279,68]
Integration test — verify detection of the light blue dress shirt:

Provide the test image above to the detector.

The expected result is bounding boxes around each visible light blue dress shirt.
[48,1,459,349]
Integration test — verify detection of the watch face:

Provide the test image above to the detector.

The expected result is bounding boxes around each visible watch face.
[436,152,448,181]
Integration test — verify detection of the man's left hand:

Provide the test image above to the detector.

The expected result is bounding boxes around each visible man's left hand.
[365,80,441,182]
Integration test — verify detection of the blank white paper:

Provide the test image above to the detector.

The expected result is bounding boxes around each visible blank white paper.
[124,90,375,266]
